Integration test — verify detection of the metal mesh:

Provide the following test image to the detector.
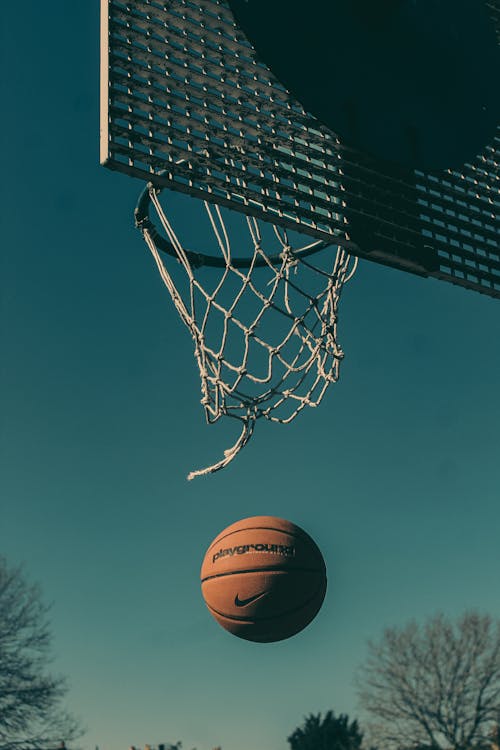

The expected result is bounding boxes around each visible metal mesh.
[101,0,347,236]
[101,0,500,299]
[136,185,357,478]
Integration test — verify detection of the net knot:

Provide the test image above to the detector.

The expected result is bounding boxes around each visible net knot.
[280,245,298,267]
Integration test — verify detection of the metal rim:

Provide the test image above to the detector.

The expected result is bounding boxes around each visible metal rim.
[134,180,339,270]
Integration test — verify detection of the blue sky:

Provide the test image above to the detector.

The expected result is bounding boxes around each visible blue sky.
[1,4,499,750]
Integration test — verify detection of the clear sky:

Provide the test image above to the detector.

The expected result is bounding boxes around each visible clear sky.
[1,4,499,750]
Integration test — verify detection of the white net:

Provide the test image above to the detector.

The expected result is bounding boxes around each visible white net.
[136,184,357,479]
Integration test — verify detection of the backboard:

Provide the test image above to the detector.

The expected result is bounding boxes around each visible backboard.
[100,0,500,299]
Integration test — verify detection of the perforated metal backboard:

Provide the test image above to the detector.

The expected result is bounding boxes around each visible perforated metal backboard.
[100,0,500,299]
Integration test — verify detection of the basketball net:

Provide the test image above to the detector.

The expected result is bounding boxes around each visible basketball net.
[136,182,357,479]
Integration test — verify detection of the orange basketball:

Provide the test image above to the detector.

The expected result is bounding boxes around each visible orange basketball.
[200,515,327,642]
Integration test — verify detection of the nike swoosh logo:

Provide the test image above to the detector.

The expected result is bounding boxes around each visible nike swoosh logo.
[234,591,268,607]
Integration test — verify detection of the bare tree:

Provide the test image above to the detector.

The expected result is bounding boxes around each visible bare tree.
[357,612,500,750]
[0,556,82,750]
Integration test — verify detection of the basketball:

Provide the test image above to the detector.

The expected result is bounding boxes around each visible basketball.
[200,516,327,642]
